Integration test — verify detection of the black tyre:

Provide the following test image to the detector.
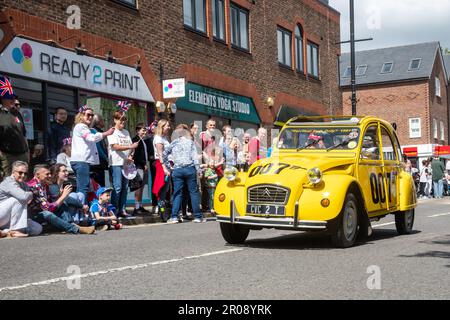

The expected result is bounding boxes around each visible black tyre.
[395,209,414,235]
[331,193,359,248]
[220,223,250,244]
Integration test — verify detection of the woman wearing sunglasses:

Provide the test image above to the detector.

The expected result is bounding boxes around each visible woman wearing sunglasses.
[71,106,115,203]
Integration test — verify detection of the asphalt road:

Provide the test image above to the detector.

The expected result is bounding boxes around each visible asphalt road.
[0,198,449,300]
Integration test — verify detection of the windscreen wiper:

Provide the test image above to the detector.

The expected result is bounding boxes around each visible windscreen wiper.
[326,139,350,152]
[297,140,317,151]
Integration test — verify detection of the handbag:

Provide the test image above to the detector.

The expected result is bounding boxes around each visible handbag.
[129,172,144,192]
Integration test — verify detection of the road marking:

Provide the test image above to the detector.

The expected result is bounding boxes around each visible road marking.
[372,222,395,228]
[428,212,450,218]
[0,248,243,293]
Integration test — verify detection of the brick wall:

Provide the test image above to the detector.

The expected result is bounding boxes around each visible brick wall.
[342,81,431,146]
[342,50,449,147]
[0,0,342,124]
[428,51,449,145]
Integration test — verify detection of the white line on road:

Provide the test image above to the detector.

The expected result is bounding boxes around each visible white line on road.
[428,212,450,218]
[0,248,243,293]
[372,222,396,228]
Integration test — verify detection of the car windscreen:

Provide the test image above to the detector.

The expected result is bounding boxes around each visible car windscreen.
[277,127,360,150]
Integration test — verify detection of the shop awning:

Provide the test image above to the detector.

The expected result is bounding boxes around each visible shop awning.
[434,145,450,156]
[274,105,318,127]
[403,147,418,157]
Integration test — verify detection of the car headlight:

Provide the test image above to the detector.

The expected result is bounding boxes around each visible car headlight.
[224,166,238,181]
[307,167,322,184]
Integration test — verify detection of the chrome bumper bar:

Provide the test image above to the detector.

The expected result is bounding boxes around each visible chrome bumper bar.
[216,200,327,231]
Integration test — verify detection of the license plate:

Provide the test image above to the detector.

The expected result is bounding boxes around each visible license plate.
[246,204,285,216]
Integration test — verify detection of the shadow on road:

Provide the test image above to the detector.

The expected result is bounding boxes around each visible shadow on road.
[399,234,450,268]
[226,228,416,250]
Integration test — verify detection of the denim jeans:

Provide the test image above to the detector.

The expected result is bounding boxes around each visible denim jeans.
[71,161,91,204]
[33,211,79,234]
[110,166,129,213]
[433,180,444,198]
[171,166,202,219]
[207,187,215,211]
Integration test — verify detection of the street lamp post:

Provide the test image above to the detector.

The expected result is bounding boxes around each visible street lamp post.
[337,0,373,116]
[350,0,357,116]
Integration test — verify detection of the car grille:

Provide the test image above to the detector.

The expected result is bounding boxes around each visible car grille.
[248,185,289,204]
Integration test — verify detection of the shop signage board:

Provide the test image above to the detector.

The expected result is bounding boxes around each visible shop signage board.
[176,82,260,124]
[0,37,154,102]
[163,78,185,99]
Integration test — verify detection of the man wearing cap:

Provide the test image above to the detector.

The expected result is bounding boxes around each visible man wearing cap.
[0,75,29,180]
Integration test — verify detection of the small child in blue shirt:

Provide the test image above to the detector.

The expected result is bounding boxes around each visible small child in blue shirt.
[90,187,123,230]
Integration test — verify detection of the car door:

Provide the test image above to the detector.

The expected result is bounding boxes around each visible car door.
[379,125,400,211]
[358,123,386,214]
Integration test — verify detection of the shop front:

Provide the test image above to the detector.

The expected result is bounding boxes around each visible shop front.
[0,36,154,153]
[1,36,155,205]
[174,82,261,135]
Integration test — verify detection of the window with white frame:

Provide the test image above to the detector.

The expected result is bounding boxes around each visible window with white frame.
[435,77,441,97]
[409,118,421,138]
[433,119,438,139]
[440,121,445,141]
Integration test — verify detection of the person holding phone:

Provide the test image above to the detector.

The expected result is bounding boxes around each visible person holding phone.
[49,163,89,224]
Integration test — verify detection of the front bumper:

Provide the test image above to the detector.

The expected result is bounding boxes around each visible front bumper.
[216,200,328,231]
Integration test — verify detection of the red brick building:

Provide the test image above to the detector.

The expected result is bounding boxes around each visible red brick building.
[340,42,449,167]
[0,0,341,150]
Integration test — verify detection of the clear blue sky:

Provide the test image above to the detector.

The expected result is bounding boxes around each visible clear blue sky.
[329,0,450,53]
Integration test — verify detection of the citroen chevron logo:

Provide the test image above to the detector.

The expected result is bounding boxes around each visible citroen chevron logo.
[263,188,271,198]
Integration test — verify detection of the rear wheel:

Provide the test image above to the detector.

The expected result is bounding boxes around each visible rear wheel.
[220,223,250,244]
[395,209,414,234]
[331,193,359,248]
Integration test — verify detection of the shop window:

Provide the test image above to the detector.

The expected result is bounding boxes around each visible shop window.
[8,76,43,148]
[277,27,292,67]
[183,0,207,34]
[212,0,226,41]
[307,42,319,78]
[230,3,249,51]
[80,92,147,137]
[295,25,304,72]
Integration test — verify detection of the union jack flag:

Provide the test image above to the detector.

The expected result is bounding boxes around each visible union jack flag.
[0,77,14,98]
[78,105,88,113]
[117,100,131,112]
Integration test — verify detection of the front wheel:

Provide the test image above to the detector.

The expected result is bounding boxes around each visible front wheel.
[220,223,250,244]
[395,209,414,234]
[331,193,359,248]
